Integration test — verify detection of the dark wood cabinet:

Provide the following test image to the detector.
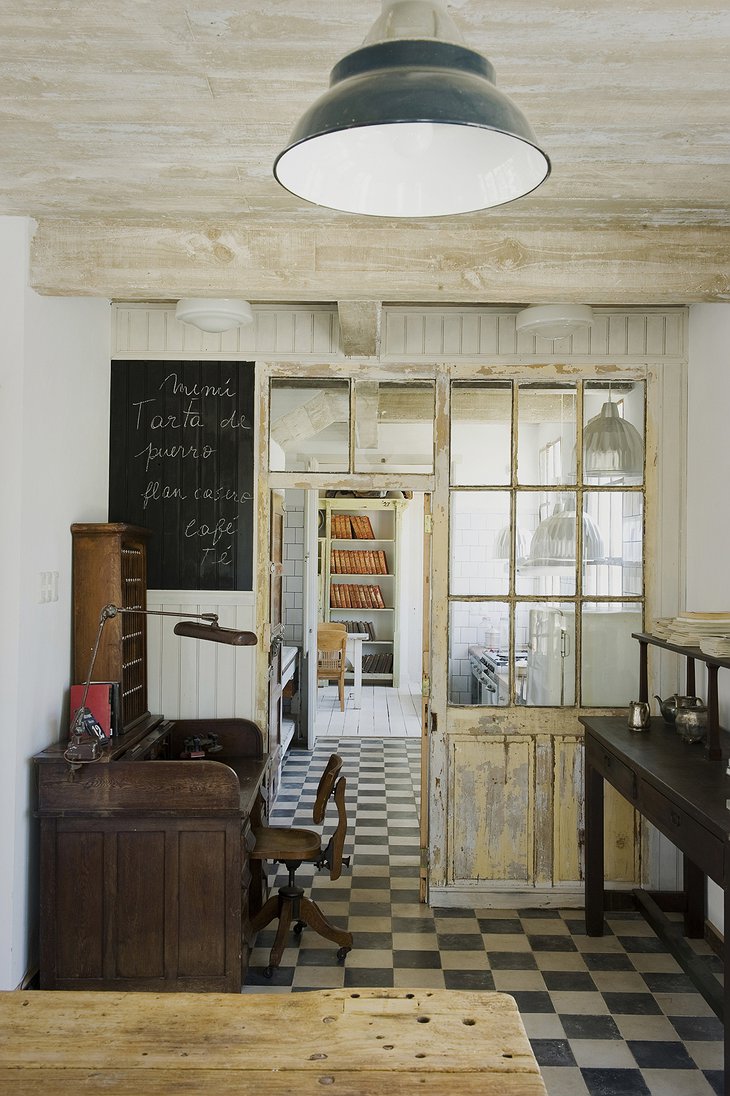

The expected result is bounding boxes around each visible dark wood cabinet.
[71,522,151,732]
[35,717,267,993]
[583,714,730,1092]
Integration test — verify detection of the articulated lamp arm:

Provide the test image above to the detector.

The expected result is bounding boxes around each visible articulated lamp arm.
[66,603,257,765]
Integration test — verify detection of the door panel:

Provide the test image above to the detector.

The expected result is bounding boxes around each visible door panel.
[268,490,284,799]
[420,495,432,902]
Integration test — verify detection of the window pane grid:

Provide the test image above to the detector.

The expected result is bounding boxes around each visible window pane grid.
[448,378,646,708]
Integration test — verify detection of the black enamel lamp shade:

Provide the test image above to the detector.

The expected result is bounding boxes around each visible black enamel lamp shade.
[274,38,550,218]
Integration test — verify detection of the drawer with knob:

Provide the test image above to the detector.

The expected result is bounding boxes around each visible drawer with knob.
[586,738,638,803]
[639,781,723,883]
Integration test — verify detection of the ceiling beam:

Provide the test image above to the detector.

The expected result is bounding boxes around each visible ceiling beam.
[29,218,730,304]
[337,301,382,358]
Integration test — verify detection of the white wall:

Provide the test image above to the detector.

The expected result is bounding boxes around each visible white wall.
[0,217,110,989]
[399,494,425,684]
[686,303,730,932]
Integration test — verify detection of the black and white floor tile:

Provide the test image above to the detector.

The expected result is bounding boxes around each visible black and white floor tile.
[243,737,724,1096]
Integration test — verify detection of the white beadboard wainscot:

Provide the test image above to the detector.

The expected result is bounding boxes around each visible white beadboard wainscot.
[146,590,256,721]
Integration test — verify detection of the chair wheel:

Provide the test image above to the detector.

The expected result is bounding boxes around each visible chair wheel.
[262,966,274,979]
[336,947,351,963]
[293,920,305,936]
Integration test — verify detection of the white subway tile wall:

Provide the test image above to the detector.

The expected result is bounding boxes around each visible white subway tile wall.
[283,491,306,645]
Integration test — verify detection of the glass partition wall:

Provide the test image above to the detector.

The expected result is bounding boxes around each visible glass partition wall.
[448,380,645,708]
[268,372,646,712]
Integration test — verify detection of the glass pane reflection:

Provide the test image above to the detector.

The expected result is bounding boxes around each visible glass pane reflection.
[451,382,512,485]
[582,603,642,705]
[517,385,576,485]
[354,381,434,473]
[269,379,349,472]
[583,381,645,485]
[583,492,643,597]
[517,603,576,706]
[450,492,510,596]
[448,601,509,706]
[516,492,578,597]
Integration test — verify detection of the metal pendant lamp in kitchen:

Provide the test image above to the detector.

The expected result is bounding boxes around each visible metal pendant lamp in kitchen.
[273,0,550,217]
[527,501,604,566]
[583,400,644,478]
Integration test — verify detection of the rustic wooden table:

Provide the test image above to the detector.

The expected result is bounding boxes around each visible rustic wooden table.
[0,987,546,1094]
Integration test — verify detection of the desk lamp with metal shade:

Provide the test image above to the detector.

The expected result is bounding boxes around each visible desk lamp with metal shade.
[67,603,257,764]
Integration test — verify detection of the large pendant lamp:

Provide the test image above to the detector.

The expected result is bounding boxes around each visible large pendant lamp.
[274,1,550,218]
[526,501,604,566]
[583,400,644,478]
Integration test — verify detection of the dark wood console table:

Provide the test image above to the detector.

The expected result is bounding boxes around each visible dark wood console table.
[582,713,730,1091]
[34,717,268,993]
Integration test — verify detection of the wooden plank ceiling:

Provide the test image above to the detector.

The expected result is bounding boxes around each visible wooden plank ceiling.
[3,1,729,304]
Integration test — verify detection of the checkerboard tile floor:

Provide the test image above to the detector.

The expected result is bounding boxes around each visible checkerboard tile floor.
[243,737,725,1096]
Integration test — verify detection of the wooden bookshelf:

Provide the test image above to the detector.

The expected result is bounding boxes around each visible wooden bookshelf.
[322,498,404,685]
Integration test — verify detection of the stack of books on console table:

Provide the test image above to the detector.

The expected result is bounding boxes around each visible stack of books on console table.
[652,611,730,647]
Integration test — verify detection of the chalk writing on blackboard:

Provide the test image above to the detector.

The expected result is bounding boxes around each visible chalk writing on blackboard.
[109,361,255,591]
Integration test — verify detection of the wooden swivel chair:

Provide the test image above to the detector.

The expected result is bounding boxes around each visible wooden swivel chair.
[316,623,348,711]
[250,753,353,977]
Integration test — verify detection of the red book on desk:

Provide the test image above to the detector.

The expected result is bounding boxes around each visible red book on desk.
[70,682,119,738]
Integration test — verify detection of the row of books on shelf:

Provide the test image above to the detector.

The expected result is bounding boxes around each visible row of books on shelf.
[362,653,393,674]
[331,549,388,574]
[331,583,385,609]
[331,513,375,539]
[337,619,376,638]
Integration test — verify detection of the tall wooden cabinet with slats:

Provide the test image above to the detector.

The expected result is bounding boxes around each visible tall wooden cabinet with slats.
[71,523,151,732]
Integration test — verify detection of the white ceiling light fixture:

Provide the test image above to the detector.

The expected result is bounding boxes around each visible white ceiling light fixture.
[273,0,550,218]
[516,304,594,340]
[175,299,254,333]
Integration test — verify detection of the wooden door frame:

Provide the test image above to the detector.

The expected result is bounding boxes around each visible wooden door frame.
[419,494,433,902]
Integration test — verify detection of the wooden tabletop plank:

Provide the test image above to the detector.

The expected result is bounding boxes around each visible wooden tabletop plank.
[0,1069,548,1095]
[0,989,547,1094]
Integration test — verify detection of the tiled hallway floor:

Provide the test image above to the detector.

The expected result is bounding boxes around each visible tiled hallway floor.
[243,738,724,1096]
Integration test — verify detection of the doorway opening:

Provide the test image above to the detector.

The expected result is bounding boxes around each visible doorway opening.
[278,488,429,747]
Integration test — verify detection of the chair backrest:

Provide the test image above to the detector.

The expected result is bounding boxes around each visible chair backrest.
[313,753,348,881]
[317,624,347,673]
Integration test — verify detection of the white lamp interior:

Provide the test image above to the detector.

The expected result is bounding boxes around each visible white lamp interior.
[277,125,548,218]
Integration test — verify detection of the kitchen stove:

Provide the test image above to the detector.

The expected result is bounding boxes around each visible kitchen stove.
[468,646,528,705]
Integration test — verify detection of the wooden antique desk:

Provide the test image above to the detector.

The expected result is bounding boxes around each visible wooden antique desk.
[582,713,730,1092]
[34,717,268,994]
[0,988,547,1094]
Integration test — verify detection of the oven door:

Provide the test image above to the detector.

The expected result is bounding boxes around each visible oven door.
[470,661,500,705]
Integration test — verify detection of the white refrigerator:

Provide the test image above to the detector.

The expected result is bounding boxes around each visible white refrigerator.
[525,607,641,706]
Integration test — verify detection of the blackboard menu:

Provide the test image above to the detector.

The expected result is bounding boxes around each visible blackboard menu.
[109,360,255,590]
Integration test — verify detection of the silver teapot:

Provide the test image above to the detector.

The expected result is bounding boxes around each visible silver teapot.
[654,693,680,724]
[674,697,707,743]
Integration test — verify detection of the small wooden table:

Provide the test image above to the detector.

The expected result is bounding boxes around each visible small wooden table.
[346,631,365,708]
[0,988,546,1094]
